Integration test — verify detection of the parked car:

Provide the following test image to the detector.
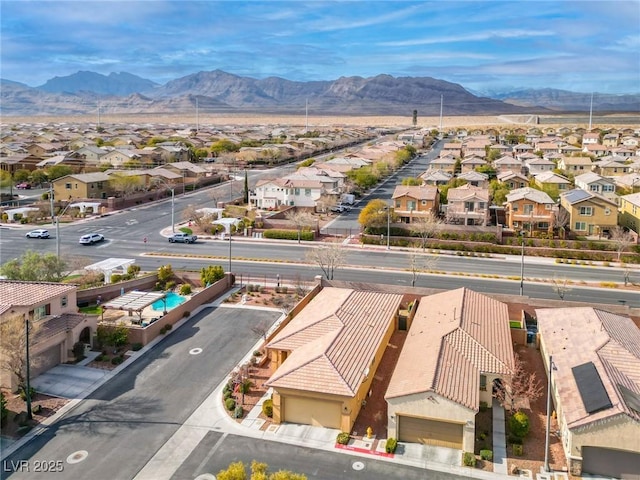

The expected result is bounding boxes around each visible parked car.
[25,229,50,239]
[331,205,346,213]
[168,232,198,243]
[16,182,31,189]
[79,233,105,245]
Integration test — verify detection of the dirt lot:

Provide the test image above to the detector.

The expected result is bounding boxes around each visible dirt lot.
[1,388,68,440]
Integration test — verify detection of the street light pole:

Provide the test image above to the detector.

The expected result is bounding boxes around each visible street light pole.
[228,227,232,272]
[170,187,175,234]
[544,355,556,472]
[25,317,32,420]
[386,206,391,250]
[520,231,525,296]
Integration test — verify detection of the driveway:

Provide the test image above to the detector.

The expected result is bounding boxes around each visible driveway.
[31,364,110,399]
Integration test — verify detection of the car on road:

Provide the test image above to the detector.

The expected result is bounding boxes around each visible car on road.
[16,182,31,189]
[25,229,50,239]
[330,204,352,213]
[168,232,198,243]
[79,233,105,245]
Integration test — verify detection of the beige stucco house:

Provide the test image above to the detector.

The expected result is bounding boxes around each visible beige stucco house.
[52,172,113,201]
[385,288,514,451]
[265,287,402,432]
[536,308,640,479]
[559,189,619,237]
[391,185,440,223]
[505,187,556,233]
[445,184,490,226]
[0,281,97,390]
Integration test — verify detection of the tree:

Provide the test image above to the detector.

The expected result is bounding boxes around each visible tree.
[216,460,307,480]
[610,226,634,261]
[551,276,572,300]
[306,241,345,280]
[0,170,11,188]
[45,165,73,181]
[553,207,570,238]
[30,169,48,186]
[410,212,443,250]
[157,264,174,290]
[358,199,390,232]
[183,204,214,229]
[489,179,510,206]
[201,265,225,286]
[401,177,422,186]
[285,210,315,243]
[210,139,240,156]
[109,173,142,196]
[0,250,67,282]
[494,353,544,412]
[0,314,41,394]
[13,169,31,183]
[408,253,439,287]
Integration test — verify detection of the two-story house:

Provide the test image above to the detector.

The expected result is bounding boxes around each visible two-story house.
[525,157,556,175]
[573,172,618,202]
[0,281,97,389]
[460,155,486,173]
[419,169,452,186]
[429,155,457,173]
[493,155,523,174]
[558,156,593,174]
[445,184,490,226]
[534,171,572,200]
[505,187,556,233]
[457,170,489,188]
[53,172,113,201]
[618,192,640,235]
[559,189,618,237]
[497,171,528,190]
[593,158,630,177]
[391,185,440,223]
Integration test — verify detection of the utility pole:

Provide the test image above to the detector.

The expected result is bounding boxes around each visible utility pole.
[588,92,593,131]
[439,94,443,132]
[25,317,32,420]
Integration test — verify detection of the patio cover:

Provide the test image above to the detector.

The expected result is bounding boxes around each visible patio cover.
[213,217,241,235]
[70,201,102,213]
[102,290,167,321]
[84,258,135,284]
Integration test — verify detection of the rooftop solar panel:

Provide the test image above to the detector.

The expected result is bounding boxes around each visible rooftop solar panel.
[572,362,612,414]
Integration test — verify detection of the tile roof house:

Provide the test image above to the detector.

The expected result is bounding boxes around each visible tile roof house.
[385,288,514,451]
[0,281,97,389]
[573,172,617,202]
[558,156,594,174]
[536,308,640,478]
[52,172,113,201]
[525,157,556,175]
[618,192,640,236]
[533,172,572,200]
[419,169,452,186]
[559,189,619,237]
[391,185,440,223]
[493,155,523,174]
[593,157,631,177]
[265,287,403,432]
[445,184,490,226]
[457,170,489,188]
[505,187,556,233]
[497,171,528,190]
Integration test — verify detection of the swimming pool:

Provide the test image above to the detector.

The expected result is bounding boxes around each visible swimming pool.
[152,292,187,311]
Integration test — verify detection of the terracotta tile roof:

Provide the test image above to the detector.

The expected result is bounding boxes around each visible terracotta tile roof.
[506,187,555,204]
[536,307,640,430]
[265,287,403,397]
[447,184,489,202]
[391,185,439,201]
[32,314,87,346]
[0,281,77,311]
[386,288,514,410]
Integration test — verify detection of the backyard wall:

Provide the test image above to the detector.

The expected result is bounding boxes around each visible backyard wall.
[76,274,159,306]
[126,273,235,346]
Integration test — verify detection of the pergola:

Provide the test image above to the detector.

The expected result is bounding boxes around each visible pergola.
[101,290,167,322]
[70,201,102,214]
[84,258,135,284]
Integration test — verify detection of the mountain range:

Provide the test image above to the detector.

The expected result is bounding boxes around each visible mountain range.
[1,70,638,117]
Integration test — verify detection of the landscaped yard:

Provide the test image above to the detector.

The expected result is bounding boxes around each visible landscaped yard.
[1,388,68,441]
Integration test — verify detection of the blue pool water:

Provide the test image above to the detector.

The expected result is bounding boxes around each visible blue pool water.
[152,292,187,311]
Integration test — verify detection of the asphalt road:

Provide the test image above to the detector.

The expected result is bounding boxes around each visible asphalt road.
[1,307,281,480]
[172,432,468,480]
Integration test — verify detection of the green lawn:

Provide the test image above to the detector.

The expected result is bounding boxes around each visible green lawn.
[509,320,522,328]
[79,305,103,315]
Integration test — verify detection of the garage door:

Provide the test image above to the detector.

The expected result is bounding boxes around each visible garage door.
[283,396,341,429]
[398,415,463,449]
[33,344,61,378]
[582,446,640,480]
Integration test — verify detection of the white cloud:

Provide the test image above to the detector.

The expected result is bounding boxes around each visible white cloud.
[380,29,555,47]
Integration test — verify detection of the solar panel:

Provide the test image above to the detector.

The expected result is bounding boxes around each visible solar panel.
[572,362,612,414]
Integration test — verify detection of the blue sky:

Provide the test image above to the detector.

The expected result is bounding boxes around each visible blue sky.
[1,1,639,94]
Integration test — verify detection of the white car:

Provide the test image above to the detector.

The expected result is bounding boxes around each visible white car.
[25,229,50,239]
[79,233,105,245]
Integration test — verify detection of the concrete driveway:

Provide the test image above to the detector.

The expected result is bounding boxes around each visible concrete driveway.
[31,364,111,399]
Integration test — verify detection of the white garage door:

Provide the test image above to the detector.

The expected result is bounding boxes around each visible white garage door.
[283,396,341,429]
[582,446,640,480]
[33,344,61,378]
[398,415,463,449]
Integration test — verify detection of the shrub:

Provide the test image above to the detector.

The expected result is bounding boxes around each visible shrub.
[263,229,314,241]
[513,444,524,456]
[182,311,190,318]
[234,405,243,418]
[225,397,236,411]
[201,265,225,286]
[385,437,398,453]
[509,435,523,445]
[253,350,263,357]
[262,399,273,417]
[94,355,104,362]
[160,326,167,334]
[179,284,192,295]
[165,280,176,291]
[132,343,143,352]
[463,452,476,467]
[480,450,493,461]
[336,432,350,445]
[72,341,86,360]
[510,411,530,438]
[111,274,123,283]
[111,356,124,365]
[19,386,36,401]
[165,324,173,331]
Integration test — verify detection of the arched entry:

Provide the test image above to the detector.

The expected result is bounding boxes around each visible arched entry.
[492,378,505,398]
[79,326,91,346]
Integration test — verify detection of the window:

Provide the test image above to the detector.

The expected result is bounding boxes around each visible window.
[575,221,586,231]
[523,204,534,214]
[61,296,68,307]
[304,188,311,196]
[395,200,401,208]
[589,184,599,191]
[408,201,416,211]
[538,222,549,229]
[65,183,72,190]
[604,208,611,216]
[545,204,553,210]
[421,199,427,206]
[579,206,593,216]
[294,188,300,195]
[513,221,519,227]
[480,375,487,391]
[603,185,614,192]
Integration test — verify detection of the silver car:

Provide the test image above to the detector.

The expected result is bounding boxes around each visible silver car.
[25,229,50,239]
[79,233,105,245]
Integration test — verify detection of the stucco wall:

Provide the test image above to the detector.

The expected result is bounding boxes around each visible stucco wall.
[570,415,640,460]
[76,274,159,306]
[387,392,475,451]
